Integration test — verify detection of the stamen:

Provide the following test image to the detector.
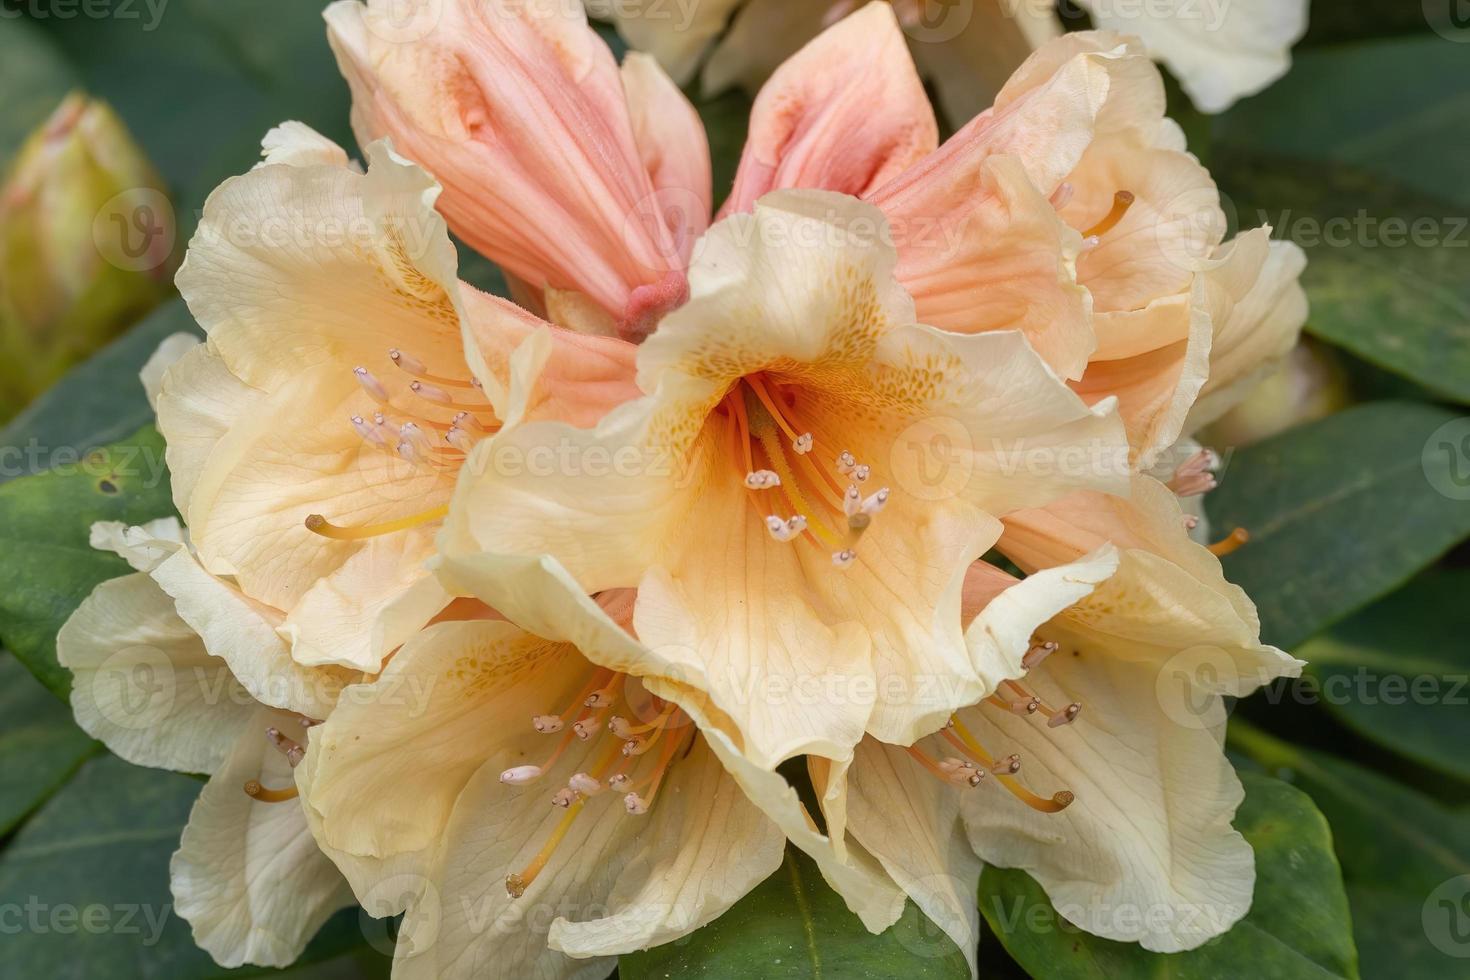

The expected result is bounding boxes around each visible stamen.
[1081,235,1101,251]
[765,515,807,542]
[351,414,385,447]
[353,366,389,403]
[1022,639,1058,671]
[851,463,870,483]
[1081,190,1136,238]
[304,504,449,540]
[948,715,1074,813]
[1049,181,1075,209]
[533,715,564,734]
[843,484,862,517]
[388,347,426,376]
[836,451,857,474]
[572,716,604,741]
[624,793,650,814]
[1169,448,1219,497]
[860,488,889,516]
[1207,527,1250,557]
[607,716,632,739]
[991,753,1021,775]
[446,425,475,453]
[243,780,299,803]
[831,549,856,569]
[265,727,304,767]
[1182,514,1200,530]
[907,746,984,788]
[584,689,616,709]
[551,787,577,808]
[792,432,813,454]
[500,765,543,785]
[506,800,585,898]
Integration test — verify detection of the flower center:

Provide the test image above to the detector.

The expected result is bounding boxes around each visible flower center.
[905,637,1081,813]
[722,374,889,569]
[499,668,695,899]
[303,348,501,540]
[242,714,321,803]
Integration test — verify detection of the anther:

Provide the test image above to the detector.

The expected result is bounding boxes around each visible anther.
[607,716,633,739]
[568,773,603,796]
[353,366,389,402]
[551,788,577,808]
[1182,514,1200,530]
[836,450,856,473]
[265,727,304,768]
[445,425,474,453]
[500,765,543,785]
[1048,702,1083,728]
[573,717,603,740]
[532,715,564,733]
[621,737,650,757]
[1049,181,1074,209]
[991,754,1022,775]
[843,485,862,517]
[744,470,781,490]
[1169,448,1219,497]
[624,793,650,815]
[831,549,857,569]
[388,348,427,375]
[608,773,632,791]
[1081,234,1101,251]
[852,463,870,482]
[792,432,813,454]
[584,689,615,709]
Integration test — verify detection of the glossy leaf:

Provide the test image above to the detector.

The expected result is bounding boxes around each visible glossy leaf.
[1207,401,1470,649]
[978,771,1358,979]
[0,653,97,835]
[0,752,379,978]
[1298,571,1470,782]
[620,846,970,979]
[0,297,199,484]
[0,425,176,697]
[1229,722,1470,976]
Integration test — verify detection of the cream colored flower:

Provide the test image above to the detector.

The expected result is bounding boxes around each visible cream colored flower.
[599,0,1307,119]
[57,519,353,969]
[159,121,639,681]
[296,591,907,978]
[437,188,1129,778]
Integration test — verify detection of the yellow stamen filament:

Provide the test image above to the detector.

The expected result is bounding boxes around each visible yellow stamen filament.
[948,716,1074,813]
[304,504,449,540]
[1082,190,1136,239]
[623,702,680,737]
[506,799,585,898]
[243,780,299,803]
[1207,527,1250,557]
[750,421,843,549]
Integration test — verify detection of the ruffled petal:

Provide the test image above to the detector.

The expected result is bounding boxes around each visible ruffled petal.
[171,707,353,968]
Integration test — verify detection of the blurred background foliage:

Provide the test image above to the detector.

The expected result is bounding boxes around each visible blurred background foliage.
[0,1,1468,977]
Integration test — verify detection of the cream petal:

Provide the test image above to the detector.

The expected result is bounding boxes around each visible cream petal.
[912,0,1061,127]
[56,572,255,774]
[601,0,745,86]
[842,737,983,977]
[88,517,186,573]
[325,0,684,329]
[277,530,449,672]
[956,654,1254,952]
[257,121,353,169]
[1187,231,1309,431]
[139,333,200,410]
[721,2,937,216]
[171,707,353,969]
[1078,0,1308,112]
[621,52,712,265]
[149,549,351,718]
[701,0,826,96]
[999,475,1303,695]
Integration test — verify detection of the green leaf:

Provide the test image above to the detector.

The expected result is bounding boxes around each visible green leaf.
[1216,37,1470,207]
[619,847,971,979]
[0,297,199,483]
[1213,154,1470,402]
[0,17,80,167]
[1297,570,1470,782]
[978,771,1358,979]
[1229,722,1470,975]
[0,751,380,977]
[0,425,176,697]
[1206,401,1470,649]
[0,653,97,835]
